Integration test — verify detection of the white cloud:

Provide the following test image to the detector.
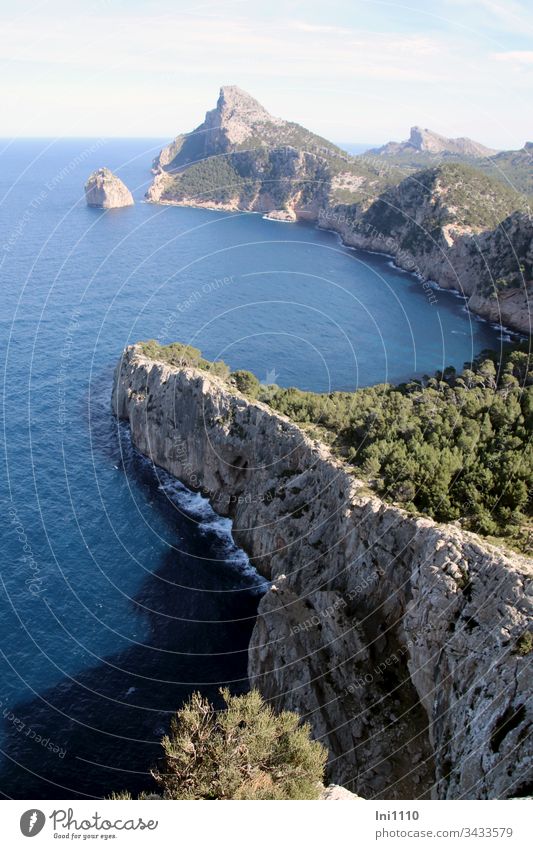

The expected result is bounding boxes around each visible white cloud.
[0,3,531,146]
[494,50,533,64]
[0,13,444,79]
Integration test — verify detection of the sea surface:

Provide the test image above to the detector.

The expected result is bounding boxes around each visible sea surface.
[0,139,511,798]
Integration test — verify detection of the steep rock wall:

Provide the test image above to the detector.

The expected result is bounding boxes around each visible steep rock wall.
[318,207,532,335]
[112,345,533,800]
[146,146,331,221]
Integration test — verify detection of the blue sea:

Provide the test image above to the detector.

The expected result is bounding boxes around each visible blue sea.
[0,139,511,798]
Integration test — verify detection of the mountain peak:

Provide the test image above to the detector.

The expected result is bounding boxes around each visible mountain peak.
[218,84,263,106]
[408,126,497,157]
[154,85,296,172]
[212,85,280,134]
[369,127,497,159]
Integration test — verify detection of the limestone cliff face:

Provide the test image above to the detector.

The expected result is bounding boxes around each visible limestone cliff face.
[147,145,331,220]
[112,345,533,800]
[153,85,285,171]
[85,168,134,209]
[319,171,532,335]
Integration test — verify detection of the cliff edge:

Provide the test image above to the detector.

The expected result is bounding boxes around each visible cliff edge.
[112,344,533,800]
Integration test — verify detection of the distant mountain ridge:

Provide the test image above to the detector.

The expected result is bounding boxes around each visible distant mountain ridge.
[363,130,532,198]
[369,126,498,158]
[146,86,532,334]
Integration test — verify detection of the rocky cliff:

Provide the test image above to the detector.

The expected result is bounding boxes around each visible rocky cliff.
[112,344,533,800]
[319,166,532,335]
[85,168,134,209]
[148,144,331,220]
[146,86,531,333]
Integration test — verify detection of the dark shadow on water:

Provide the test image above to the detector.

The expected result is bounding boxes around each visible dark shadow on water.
[0,372,264,799]
[0,543,262,800]
[0,540,259,799]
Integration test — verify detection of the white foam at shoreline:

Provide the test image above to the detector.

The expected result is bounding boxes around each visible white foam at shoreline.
[119,424,265,588]
[317,222,523,340]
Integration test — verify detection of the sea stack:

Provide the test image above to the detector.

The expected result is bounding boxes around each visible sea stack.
[85,167,134,208]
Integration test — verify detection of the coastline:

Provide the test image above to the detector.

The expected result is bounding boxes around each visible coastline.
[316,219,531,338]
[146,192,528,340]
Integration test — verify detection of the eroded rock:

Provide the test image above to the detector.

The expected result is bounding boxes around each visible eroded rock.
[85,167,134,209]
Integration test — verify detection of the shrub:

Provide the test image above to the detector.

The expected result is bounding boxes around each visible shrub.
[515,632,533,656]
[140,337,533,550]
[231,369,261,398]
[140,340,229,378]
[151,689,327,799]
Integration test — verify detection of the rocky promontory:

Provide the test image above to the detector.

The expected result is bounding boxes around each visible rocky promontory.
[369,126,498,159]
[145,85,363,217]
[112,344,533,800]
[319,167,532,335]
[85,167,134,208]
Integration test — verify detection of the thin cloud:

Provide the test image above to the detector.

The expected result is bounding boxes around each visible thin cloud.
[494,50,533,64]
[1,3,532,144]
[446,0,533,35]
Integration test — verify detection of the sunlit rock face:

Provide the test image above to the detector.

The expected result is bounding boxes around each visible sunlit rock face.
[85,167,134,209]
[113,344,533,800]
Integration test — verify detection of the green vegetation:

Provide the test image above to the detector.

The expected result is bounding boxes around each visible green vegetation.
[515,631,533,656]
[142,340,533,551]
[112,689,327,800]
[252,347,533,548]
[232,369,261,397]
[430,163,527,229]
[161,146,330,209]
[140,340,229,378]
[233,118,344,158]
[365,146,533,200]
[361,164,527,255]
[165,155,247,204]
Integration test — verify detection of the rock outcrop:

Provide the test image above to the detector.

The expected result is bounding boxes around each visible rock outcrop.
[112,344,533,800]
[85,168,134,208]
[369,126,498,159]
[319,784,362,800]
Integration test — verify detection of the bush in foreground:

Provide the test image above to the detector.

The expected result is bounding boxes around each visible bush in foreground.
[113,689,327,800]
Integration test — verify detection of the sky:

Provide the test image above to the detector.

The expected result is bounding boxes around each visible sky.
[1,0,532,148]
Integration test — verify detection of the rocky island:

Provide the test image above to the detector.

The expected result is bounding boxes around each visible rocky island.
[112,342,533,800]
[85,167,134,208]
[146,86,532,335]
